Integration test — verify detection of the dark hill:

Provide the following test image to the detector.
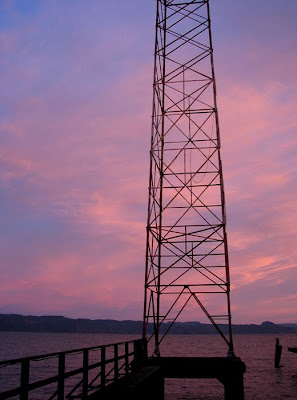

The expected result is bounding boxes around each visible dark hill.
[0,314,296,335]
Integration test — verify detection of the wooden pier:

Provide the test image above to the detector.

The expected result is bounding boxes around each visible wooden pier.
[95,356,246,400]
[0,338,245,400]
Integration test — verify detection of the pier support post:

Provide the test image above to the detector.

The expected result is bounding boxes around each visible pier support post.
[221,371,245,400]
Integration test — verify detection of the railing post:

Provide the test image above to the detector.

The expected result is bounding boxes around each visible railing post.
[114,344,118,380]
[58,353,65,400]
[20,359,29,400]
[124,342,129,375]
[101,346,106,389]
[82,349,89,399]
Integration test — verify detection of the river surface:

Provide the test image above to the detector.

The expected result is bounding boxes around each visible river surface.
[0,332,296,399]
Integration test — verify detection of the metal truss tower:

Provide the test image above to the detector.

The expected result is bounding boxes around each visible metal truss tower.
[143,0,234,356]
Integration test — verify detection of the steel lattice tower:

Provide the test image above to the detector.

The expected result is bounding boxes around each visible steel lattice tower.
[143,0,234,356]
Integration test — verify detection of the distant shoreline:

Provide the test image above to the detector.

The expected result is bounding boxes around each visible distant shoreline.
[1,314,296,335]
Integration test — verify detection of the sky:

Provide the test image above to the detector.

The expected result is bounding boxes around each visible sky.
[0,0,296,324]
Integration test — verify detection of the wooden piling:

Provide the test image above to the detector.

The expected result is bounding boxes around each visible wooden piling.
[274,337,282,368]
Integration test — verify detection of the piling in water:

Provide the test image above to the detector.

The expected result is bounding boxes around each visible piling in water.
[274,337,282,368]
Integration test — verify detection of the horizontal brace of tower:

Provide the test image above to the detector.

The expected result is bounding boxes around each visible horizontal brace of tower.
[162,171,220,176]
[150,237,224,242]
[147,284,228,287]
[164,1,208,6]
[162,205,222,210]
[157,291,229,295]
[154,109,215,116]
[152,184,220,189]
[155,265,226,268]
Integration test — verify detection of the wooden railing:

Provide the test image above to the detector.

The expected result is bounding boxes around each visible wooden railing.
[0,338,147,400]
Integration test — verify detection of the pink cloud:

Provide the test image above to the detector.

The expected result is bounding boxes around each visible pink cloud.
[0,1,296,324]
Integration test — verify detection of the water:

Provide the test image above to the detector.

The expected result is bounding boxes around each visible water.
[0,332,297,399]
[158,334,297,399]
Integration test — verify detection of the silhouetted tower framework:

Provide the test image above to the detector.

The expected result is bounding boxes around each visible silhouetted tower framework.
[143,0,234,356]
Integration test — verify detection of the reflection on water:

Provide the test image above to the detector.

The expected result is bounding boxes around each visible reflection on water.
[0,332,297,399]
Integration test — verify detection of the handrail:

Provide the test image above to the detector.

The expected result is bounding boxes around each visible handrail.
[0,338,147,400]
[0,338,141,366]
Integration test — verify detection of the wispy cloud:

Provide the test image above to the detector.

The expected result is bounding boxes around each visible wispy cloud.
[0,0,296,323]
